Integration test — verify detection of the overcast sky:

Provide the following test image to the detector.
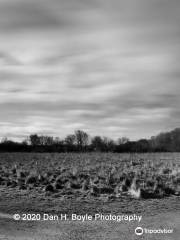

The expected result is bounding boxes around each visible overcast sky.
[0,0,180,141]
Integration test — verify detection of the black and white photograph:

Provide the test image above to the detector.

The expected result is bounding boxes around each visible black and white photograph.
[0,0,180,239]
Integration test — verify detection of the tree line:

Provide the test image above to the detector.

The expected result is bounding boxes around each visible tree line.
[0,128,180,152]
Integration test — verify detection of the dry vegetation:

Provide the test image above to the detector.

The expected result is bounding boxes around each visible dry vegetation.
[0,152,180,240]
[0,152,180,202]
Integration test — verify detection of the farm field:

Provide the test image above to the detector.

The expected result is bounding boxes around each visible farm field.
[0,152,180,239]
[0,152,180,215]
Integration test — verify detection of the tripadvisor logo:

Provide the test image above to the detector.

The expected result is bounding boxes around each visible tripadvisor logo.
[135,227,144,236]
[135,227,173,236]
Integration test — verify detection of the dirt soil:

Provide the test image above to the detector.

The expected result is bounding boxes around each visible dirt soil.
[0,210,179,240]
[0,188,179,240]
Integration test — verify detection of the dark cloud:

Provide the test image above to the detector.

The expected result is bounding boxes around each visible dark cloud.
[0,1,65,32]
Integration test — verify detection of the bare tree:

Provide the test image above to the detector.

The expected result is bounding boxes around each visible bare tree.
[39,136,54,146]
[65,134,76,146]
[117,137,129,145]
[29,134,40,146]
[102,137,115,152]
[91,136,104,151]
[74,130,89,150]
